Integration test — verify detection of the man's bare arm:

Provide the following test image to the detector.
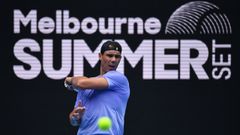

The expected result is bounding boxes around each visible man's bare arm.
[65,76,108,90]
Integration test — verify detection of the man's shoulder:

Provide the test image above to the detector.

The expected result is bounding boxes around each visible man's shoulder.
[105,71,128,81]
[106,70,125,76]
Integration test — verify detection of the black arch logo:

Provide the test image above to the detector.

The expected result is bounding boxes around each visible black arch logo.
[165,1,232,35]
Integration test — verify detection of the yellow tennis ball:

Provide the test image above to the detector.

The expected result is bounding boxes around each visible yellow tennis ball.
[98,117,112,131]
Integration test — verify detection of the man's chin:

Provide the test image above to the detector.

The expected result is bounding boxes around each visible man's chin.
[108,68,116,71]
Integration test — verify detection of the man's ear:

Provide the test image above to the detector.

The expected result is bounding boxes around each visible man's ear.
[99,53,102,60]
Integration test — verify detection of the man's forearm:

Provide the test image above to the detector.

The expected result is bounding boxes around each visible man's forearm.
[65,76,87,86]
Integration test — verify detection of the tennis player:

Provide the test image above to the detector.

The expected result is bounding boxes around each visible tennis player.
[65,40,130,135]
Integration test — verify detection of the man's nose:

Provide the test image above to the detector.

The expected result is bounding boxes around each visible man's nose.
[110,56,117,62]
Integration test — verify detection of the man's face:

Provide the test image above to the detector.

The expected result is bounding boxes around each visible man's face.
[99,50,122,73]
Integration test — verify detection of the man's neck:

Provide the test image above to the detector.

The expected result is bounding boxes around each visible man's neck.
[100,67,105,75]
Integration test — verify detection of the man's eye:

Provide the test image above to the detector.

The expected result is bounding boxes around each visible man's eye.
[115,55,121,58]
[106,54,121,58]
[106,54,114,57]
